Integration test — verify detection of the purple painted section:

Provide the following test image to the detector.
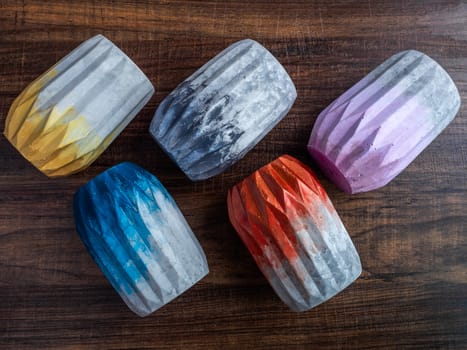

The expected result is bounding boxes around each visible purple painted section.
[308,50,460,193]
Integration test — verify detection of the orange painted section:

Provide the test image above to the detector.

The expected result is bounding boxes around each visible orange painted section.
[227,155,335,271]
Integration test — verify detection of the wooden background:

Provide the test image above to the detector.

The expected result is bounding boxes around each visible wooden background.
[0,1,466,349]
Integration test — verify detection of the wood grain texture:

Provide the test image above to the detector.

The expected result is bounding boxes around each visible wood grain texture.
[0,0,466,349]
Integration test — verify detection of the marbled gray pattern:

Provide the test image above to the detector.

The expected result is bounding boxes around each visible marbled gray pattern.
[150,39,297,181]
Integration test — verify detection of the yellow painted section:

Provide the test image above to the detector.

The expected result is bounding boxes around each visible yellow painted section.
[3,69,112,177]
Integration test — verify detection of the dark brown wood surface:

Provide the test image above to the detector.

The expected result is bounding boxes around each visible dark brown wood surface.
[0,1,466,349]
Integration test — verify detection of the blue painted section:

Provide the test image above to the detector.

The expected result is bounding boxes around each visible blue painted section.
[73,162,178,311]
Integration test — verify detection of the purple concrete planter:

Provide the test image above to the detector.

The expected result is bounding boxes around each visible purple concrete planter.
[308,50,460,194]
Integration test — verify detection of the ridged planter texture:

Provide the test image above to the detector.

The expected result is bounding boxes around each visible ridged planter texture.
[4,35,154,177]
[73,162,209,317]
[307,50,461,194]
[150,39,297,181]
[227,155,361,312]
